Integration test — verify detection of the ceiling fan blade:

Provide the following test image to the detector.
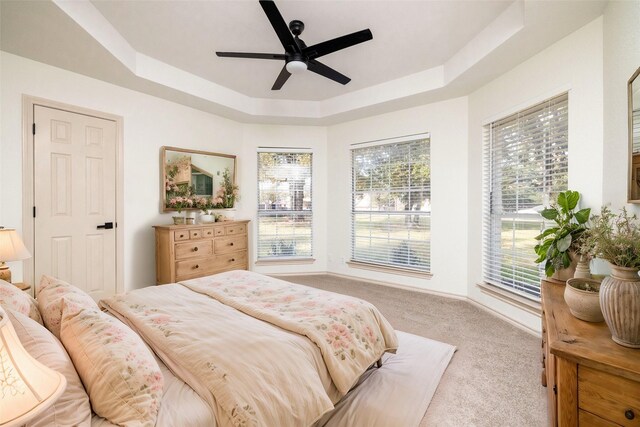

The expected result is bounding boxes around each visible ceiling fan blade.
[216,52,286,60]
[307,59,350,85]
[303,29,372,60]
[259,0,300,53]
[272,65,292,90]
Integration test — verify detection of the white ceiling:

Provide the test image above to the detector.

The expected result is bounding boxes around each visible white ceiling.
[1,0,608,124]
[91,0,512,101]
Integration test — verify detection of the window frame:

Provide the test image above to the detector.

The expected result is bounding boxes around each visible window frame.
[350,133,431,273]
[482,93,569,300]
[256,148,313,261]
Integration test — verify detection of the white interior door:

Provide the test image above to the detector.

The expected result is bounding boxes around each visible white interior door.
[33,105,117,300]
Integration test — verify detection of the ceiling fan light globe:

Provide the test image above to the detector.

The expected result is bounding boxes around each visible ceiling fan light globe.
[286,60,307,74]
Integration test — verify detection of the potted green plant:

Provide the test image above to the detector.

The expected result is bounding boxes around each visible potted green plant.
[564,278,603,322]
[534,190,591,281]
[589,206,640,348]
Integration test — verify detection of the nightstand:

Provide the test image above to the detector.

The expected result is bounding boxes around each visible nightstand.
[12,282,31,292]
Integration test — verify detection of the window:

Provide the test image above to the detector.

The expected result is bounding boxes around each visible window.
[257,150,312,259]
[351,135,431,272]
[483,93,568,298]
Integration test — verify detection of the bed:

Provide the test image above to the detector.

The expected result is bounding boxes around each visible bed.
[1,270,455,427]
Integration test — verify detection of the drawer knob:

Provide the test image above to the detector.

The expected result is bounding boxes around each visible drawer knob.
[229,242,234,246]
[179,234,184,238]
[230,258,235,262]
[626,410,635,420]
[194,264,199,269]
[193,247,199,252]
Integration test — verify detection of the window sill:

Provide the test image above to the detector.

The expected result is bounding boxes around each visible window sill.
[476,282,541,316]
[346,261,432,279]
[255,258,316,266]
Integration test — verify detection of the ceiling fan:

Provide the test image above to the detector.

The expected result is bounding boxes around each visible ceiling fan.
[216,0,373,90]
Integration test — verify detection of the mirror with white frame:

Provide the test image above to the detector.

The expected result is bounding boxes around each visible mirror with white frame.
[160,146,236,212]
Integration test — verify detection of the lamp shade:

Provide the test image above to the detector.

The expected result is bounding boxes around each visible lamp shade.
[0,228,30,262]
[0,307,66,427]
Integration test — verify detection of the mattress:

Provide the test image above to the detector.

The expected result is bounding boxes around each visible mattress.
[91,331,454,427]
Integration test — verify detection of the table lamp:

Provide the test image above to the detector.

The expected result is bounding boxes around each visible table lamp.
[0,307,66,426]
[0,228,31,283]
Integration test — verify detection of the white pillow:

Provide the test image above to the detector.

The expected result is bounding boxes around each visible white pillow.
[6,308,92,427]
[37,275,98,338]
[0,279,43,324]
[60,301,163,426]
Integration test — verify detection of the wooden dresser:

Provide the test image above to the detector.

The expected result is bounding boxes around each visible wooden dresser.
[153,220,249,284]
[541,280,640,426]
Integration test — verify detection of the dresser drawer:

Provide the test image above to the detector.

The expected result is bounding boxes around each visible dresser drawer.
[175,240,213,260]
[213,251,247,270]
[175,258,217,278]
[578,366,640,426]
[174,230,190,241]
[214,235,247,254]
[189,228,203,239]
[213,226,225,236]
[579,410,619,427]
[202,227,215,238]
[225,223,246,236]
[175,251,247,281]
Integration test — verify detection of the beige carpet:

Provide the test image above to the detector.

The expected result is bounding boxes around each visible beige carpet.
[281,274,547,427]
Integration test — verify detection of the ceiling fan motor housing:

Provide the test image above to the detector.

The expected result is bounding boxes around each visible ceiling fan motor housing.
[289,20,304,36]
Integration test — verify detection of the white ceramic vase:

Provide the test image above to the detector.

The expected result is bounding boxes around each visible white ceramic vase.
[199,213,215,224]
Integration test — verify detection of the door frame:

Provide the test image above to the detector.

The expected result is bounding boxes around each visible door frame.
[22,95,125,295]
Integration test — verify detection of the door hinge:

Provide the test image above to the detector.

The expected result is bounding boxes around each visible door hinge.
[33,206,36,218]
[32,123,36,135]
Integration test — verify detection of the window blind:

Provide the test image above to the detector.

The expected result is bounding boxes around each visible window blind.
[483,93,568,299]
[351,135,431,272]
[257,151,312,259]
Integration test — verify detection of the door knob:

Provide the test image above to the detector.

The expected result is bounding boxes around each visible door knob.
[97,222,114,230]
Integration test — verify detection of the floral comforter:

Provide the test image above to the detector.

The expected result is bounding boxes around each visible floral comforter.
[180,270,399,394]
[100,271,397,427]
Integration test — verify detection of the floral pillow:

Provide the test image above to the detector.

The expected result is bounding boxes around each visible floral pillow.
[60,301,163,426]
[0,279,43,325]
[5,308,92,427]
[37,275,98,338]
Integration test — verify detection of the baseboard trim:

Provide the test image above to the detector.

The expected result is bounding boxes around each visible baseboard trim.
[466,298,540,337]
[268,271,329,277]
[326,272,467,300]
[271,270,541,336]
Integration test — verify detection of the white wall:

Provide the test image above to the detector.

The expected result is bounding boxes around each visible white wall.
[326,97,470,297]
[0,52,328,290]
[602,0,640,208]
[466,18,605,331]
